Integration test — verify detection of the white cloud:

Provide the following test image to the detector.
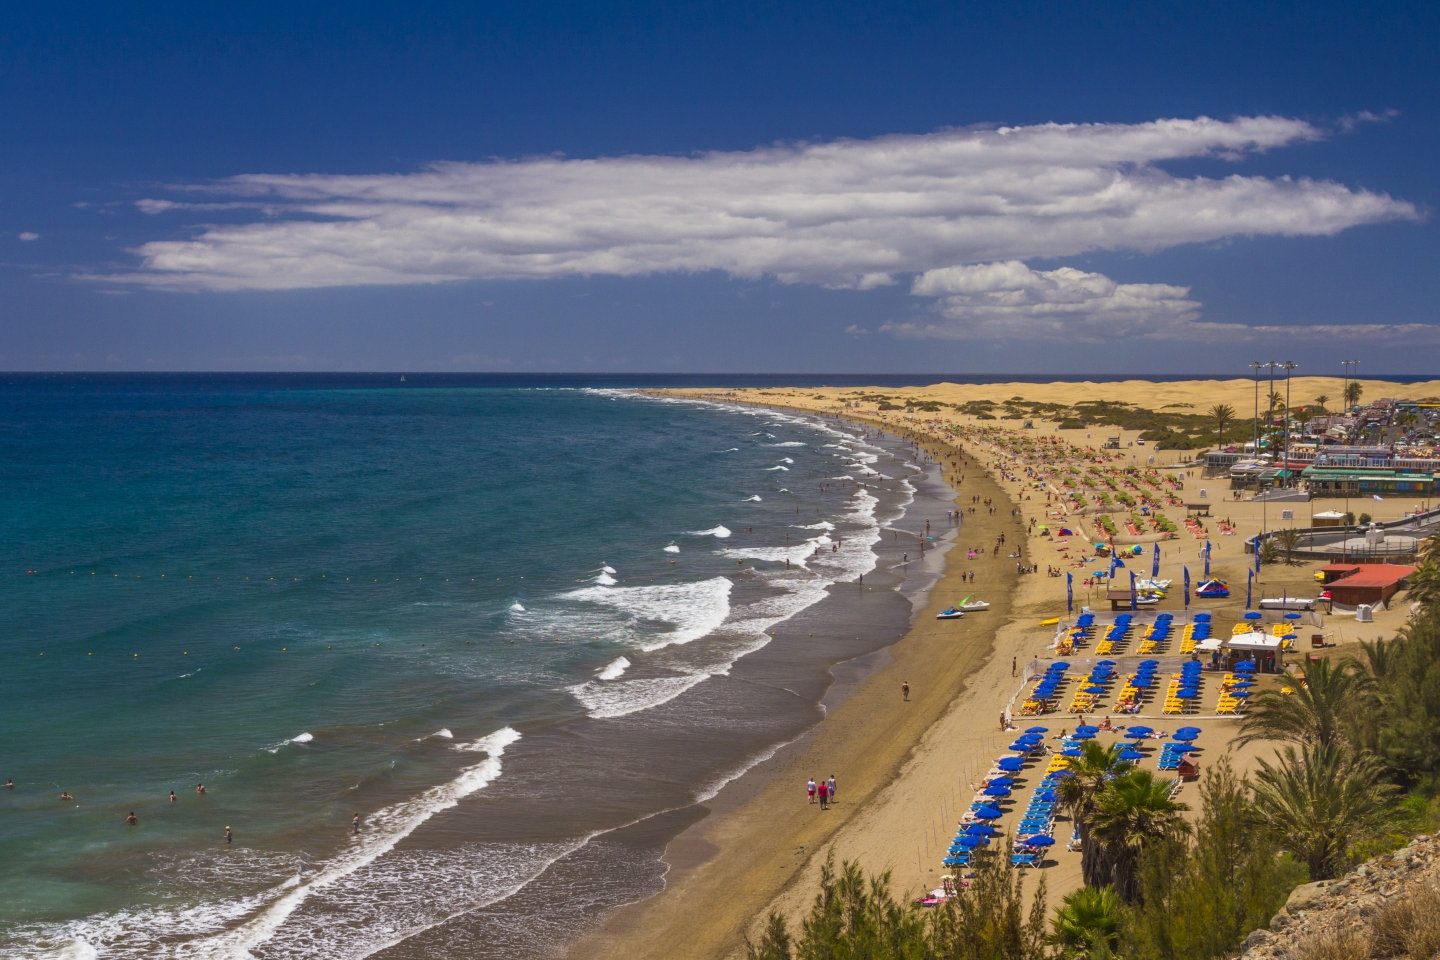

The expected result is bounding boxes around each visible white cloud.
[886,260,1440,343]
[897,261,1200,340]
[106,115,1416,292]
[18,232,39,241]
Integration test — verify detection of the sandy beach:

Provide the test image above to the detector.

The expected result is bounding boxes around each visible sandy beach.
[576,377,1432,960]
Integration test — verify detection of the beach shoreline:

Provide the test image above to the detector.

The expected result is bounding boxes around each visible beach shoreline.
[574,401,1021,960]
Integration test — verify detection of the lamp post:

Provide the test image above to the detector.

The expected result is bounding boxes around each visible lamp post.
[1250,361,1263,455]
[1283,361,1297,488]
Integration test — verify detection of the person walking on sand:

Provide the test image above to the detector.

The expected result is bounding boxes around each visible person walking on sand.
[827,775,836,803]
[901,680,910,701]
[807,778,816,804]
[817,779,829,810]
[1012,657,1017,677]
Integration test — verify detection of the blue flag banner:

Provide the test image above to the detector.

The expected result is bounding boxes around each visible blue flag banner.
[1130,571,1138,611]
[1152,542,1160,579]
[1204,540,1211,579]
[1066,572,1074,613]
[1255,538,1262,572]
[1183,566,1190,609]
[1247,569,1254,608]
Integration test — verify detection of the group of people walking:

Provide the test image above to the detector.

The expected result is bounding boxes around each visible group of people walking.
[806,775,838,810]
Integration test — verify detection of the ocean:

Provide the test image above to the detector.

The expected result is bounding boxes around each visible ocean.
[0,375,960,959]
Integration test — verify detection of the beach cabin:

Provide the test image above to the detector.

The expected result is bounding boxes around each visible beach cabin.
[1176,756,1199,781]
[1326,565,1417,608]
[1311,510,1348,528]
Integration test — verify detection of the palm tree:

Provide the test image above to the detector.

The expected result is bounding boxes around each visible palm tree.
[1405,561,1440,610]
[1088,770,1191,901]
[1249,743,1397,880]
[1048,886,1120,959]
[1235,657,1370,749]
[1276,527,1302,565]
[1208,404,1235,444]
[1313,394,1331,414]
[1055,741,1133,889]
[1267,391,1286,419]
[1345,381,1363,409]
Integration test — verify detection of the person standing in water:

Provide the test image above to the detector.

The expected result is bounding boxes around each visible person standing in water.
[353,812,361,835]
[225,826,233,844]
[169,791,176,803]
[126,812,138,825]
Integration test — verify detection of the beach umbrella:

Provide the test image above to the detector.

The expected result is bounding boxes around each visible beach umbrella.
[1025,726,1049,734]
[1097,660,1117,666]
[1174,727,1201,740]
[1025,835,1056,848]
[1119,748,1144,760]
[1075,725,1100,735]
[1231,690,1252,698]
[965,823,996,836]
[1130,677,1152,688]
[1083,686,1107,695]
[1036,790,1058,802]
[1060,748,1083,757]
[1124,730,1150,740]
[974,806,1003,820]
[1244,611,1263,620]
[1070,730,1096,740]
[1139,660,1160,667]
[1230,680,1253,688]
[957,836,984,848]
[1284,612,1302,620]
[1127,726,1154,736]
[984,785,1012,797]
[997,757,1025,772]
[1008,742,1035,752]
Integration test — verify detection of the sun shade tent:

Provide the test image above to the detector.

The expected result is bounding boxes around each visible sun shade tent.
[1228,634,1282,652]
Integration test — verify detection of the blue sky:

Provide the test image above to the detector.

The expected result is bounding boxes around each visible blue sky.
[3,1,1438,373]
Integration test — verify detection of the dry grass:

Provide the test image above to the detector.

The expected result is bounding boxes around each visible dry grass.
[1292,930,1370,960]
[1369,885,1440,960]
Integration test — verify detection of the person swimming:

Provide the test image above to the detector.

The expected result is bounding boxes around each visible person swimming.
[170,791,177,802]
[60,792,73,800]
[126,812,138,824]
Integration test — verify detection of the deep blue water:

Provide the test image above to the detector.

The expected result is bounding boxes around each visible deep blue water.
[0,377,948,959]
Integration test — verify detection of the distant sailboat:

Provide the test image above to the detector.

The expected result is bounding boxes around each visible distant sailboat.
[400,375,406,382]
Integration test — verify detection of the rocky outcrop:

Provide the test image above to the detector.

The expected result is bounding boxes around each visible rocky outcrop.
[1240,834,1440,960]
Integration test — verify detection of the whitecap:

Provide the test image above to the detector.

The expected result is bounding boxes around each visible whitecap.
[743,495,762,502]
[510,602,525,612]
[596,572,618,586]
[563,577,732,652]
[266,732,314,753]
[663,544,680,553]
[417,728,454,741]
[766,442,807,447]
[719,447,739,452]
[602,565,617,574]
[597,655,631,680]
[781,457,794,463]
[688,525,731,538]
[765,465,789,471]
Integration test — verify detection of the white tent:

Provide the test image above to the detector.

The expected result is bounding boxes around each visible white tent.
[1195,637,1224,653]
[1227,633,1282,652]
